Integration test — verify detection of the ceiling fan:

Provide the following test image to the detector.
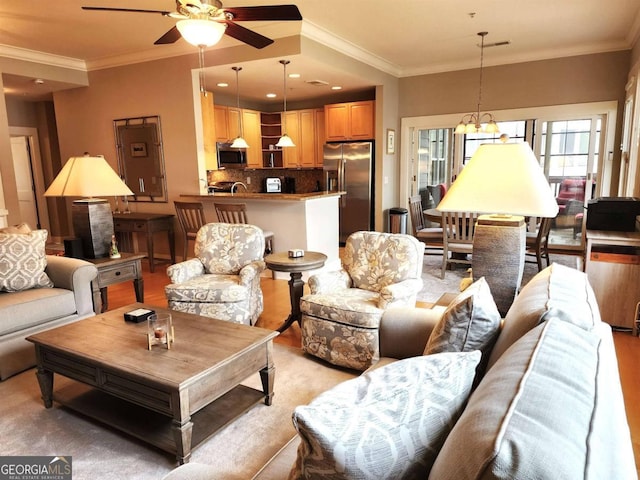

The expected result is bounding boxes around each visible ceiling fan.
[82,0,303,49]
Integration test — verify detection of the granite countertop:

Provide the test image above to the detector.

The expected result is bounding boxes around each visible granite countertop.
[181,191,345,201]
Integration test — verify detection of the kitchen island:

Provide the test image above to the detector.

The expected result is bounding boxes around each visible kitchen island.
[180,191,344,279]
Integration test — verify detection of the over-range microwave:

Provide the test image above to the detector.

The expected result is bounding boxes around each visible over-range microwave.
[216,142,246,169]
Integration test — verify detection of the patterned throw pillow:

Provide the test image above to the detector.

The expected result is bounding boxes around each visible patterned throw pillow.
[0,229,53,292]
[288,351,481,480]
[424,277,501,357]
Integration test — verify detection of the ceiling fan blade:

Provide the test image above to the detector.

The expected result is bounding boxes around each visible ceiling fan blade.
[224,21,274,49]
[81,6,172,15]
[223,5,302,22]
[154,26,182,45]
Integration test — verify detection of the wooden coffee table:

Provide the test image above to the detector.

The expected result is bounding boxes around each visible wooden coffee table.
[26,304,278,464]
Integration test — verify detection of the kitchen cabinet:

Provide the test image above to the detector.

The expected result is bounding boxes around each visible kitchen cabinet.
[324,100,375,141]
[283,109,316,168]
[201,93,218,170]
[214,105,229,142]
[315,108,325,167]
[585,229,640,334]
[242,109,262,169]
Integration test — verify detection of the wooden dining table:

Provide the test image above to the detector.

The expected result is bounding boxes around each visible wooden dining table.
[423,208,443,224]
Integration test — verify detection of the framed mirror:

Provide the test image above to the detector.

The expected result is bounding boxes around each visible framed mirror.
[114,115,167,202]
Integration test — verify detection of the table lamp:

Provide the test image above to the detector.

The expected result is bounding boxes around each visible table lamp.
[437,141,559,315]
[44,155,134,258]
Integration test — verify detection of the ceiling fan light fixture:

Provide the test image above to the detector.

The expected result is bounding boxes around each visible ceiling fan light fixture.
[176,18,226,47]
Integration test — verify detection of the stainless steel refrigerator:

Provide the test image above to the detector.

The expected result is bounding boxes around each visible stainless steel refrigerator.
[324,142,374,243]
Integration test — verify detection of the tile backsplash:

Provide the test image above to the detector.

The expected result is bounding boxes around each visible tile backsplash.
[207,169,324,194]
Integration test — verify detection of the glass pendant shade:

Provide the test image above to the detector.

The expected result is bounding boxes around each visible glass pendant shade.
[277,59,295,147]
[231,136,249,148]
[276,134,295,148]
[176,19,226,47]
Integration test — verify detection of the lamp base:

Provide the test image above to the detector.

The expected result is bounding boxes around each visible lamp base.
[72,199,114,259]
[472,214,526,316]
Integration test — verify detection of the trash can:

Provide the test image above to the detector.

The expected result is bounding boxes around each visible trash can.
[389,207,408,234]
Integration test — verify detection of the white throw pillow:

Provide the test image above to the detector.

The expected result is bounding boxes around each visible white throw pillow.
[289,351,481,480]
[0,229,53,292]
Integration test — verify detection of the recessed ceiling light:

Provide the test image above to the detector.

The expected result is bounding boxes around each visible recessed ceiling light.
[266,93,277,98]
[34,78,45,85]
[331,86,342,90]
[288,73,301,79]
[217,82,229,87]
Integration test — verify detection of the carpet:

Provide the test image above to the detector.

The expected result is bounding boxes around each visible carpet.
[417,252,581,304]
[0,344,357,480]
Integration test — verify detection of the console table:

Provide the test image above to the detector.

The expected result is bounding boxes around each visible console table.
[113,212,175,273]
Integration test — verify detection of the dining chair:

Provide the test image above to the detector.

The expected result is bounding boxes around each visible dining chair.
[214,202,275,278]
[174,201,206,261]
[408,195,443,254]
[525,216,553,271]
[441,211,479,278]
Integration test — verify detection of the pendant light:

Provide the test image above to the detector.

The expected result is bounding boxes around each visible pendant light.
[454,32,500,135]
[276,59,295,148]
[230,66,249,149]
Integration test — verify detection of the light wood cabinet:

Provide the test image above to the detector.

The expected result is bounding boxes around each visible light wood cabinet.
[214,105,229,142]
[324,100,374,141]
[242,109,262,169]
[228,107,241,141]
[201,92,218,170]
[315,108,325,167]
[585,229,640,333]
[282,109,317,168]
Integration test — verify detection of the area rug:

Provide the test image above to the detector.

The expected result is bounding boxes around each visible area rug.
[0,344,357,480]
[417,252,581,304]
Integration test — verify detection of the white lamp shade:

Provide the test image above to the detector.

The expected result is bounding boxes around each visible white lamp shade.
[45,156,134,198]
[276,134,295,148]
[176,19,226,47]
[230,136,250,149]
[437,143,559,217]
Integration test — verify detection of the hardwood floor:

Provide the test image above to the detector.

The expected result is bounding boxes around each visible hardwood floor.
[107,260,639,471]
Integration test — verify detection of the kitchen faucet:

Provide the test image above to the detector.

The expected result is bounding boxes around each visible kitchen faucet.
[231,182,248,195]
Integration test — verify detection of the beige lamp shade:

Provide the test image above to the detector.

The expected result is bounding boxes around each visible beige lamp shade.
[437,142,559,217]
[44,156,133,198]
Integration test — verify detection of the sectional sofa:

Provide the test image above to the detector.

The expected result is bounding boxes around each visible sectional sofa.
[164,263,637,479]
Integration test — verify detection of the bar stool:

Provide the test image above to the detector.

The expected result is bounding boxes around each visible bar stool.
[174,201,206,261]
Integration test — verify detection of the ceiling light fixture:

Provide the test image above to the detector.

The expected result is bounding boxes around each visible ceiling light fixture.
[276,59,295,148]
[455,32,500,135]
[230,66,249,149]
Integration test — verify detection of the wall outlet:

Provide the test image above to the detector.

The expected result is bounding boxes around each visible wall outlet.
[246,177,251,185]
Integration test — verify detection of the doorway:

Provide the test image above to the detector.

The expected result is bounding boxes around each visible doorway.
[9,128,49,232]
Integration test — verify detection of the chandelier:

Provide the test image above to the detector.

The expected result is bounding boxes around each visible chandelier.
[455,32,500,135]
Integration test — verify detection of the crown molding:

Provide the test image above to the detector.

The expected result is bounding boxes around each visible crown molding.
[300,20,402,77]
[0,44,86,71]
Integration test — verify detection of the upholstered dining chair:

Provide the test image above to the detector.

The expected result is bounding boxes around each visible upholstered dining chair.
[408,195,443,254]
[300,231,425,371]
[164,223,265,325]
[525,216,553,271]
[174,201,206,261]
[441,211,479,278]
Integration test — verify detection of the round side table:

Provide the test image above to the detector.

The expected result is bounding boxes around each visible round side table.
[264,251,327,333]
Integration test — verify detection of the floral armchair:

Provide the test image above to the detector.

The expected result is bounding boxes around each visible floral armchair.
[165,223,265,325]
[300,231,425,371]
